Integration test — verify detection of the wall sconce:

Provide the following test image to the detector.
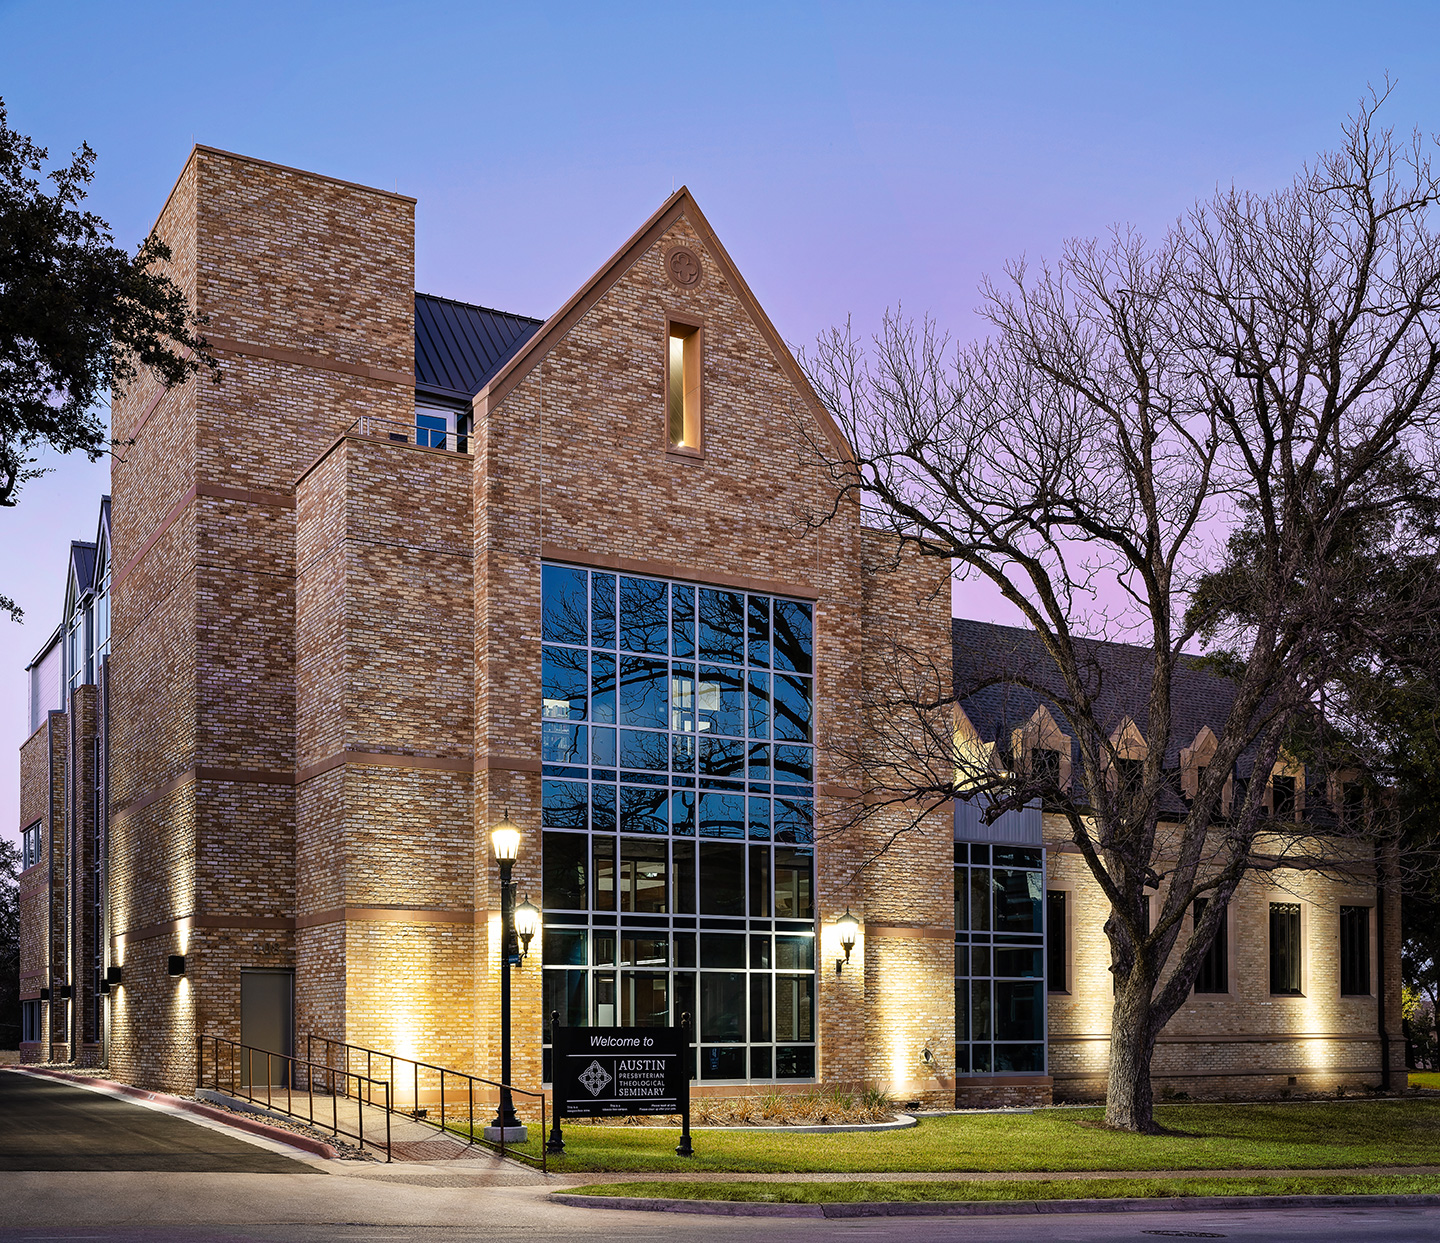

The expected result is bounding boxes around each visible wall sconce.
[106,966,123,986]
[39,987,50,1001]
[168,955,186,977]
[835,908,860,974]
[922,1045,935,1068]
[58,982,73,999]
[514,895,540,961]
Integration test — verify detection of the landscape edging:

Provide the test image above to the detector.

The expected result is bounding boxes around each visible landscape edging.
[549,1191,1440,1219]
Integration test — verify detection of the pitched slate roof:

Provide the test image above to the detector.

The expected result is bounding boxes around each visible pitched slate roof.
[952,617,1280,800]
[414,293,542,403]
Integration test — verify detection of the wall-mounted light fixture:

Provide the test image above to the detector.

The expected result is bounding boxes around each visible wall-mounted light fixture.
[514,895,540,961]
[835,908,860,975]
[922,1045,935,1068]
[39,987,50,1002]
[167,955,186,977]
[58,982,73,999]
[106,966,122,986]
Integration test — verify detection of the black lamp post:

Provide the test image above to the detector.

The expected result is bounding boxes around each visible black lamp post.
[490,818,522,1134]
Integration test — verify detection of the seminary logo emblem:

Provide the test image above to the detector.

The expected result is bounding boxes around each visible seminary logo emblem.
[578,1059,613,1097]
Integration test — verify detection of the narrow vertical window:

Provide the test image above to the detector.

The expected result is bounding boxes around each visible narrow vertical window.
[1031,747,1061,792]
[1271,774,1297,820]
[667,321,701,450]
[1046,890,1067,992]
[1192,897,1228,993]
[1269,902,1302,995]
[1340,906,1371,995]
[1342,781,1365,829]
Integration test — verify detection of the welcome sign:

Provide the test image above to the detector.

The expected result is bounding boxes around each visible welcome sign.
[549,1018,694,1156]
[553,1026,686,1117]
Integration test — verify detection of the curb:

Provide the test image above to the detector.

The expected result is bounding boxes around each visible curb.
[692,1113,916,1134]
[8,1065,338,1160]
[549,1191,1440,1219]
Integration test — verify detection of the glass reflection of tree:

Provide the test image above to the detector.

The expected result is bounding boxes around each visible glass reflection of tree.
[542,566,589,645]
[618,576,669,654]
[698,589,746,664]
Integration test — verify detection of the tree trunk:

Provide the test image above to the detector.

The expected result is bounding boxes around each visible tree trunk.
[1105,974,1160,1132]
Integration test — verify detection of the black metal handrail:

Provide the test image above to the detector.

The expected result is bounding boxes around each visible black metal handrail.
[302,1032,546,1171]
[198,1034,393,1162]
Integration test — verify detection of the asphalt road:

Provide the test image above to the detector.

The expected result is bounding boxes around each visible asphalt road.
[3,1071,1440,1241]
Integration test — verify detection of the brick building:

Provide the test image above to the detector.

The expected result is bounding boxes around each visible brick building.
[17,147,1402,1106]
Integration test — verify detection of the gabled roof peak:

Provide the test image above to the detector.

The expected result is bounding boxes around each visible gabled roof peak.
[473,186,852,459]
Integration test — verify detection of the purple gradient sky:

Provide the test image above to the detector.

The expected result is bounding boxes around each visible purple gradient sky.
[4,0,1440,842]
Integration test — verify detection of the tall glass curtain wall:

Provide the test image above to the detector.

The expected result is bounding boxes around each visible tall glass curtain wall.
[540,565,818,1083]
[954,844,1046,1073]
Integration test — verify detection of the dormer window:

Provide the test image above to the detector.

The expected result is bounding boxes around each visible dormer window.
[666,318,702,452]
[414,401,472,453]
[1272,774,1297,820]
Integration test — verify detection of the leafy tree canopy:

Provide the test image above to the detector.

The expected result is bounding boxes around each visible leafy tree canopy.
[0,100,215,620]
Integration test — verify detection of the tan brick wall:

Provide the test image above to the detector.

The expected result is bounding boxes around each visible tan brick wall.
[18,719,63,1061]
[106,148,416,1091]
[1046,813,1396,1101]
[855,530,955,1104]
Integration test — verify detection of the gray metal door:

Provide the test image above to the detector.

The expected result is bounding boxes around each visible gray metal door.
[240,968,293,1087]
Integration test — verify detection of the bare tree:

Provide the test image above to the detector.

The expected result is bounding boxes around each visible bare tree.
[801,89,1440,1132]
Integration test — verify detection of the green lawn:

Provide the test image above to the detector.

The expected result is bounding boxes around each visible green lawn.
[566,1173,1440,1204]
[484,1100,1440,1174]
[1412,1071,1440,1090]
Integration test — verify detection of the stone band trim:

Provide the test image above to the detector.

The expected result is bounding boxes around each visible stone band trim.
[111,767,197,823]
[1056,1064,1387,1081]
[114,913,294,944]
[541,544,819,601]
[953,1074,1053,1086]
[112,481,294,590]
[208,335,414,387]
[296,906,490,930]
[1053,1031,1385,1044]
[868,924,955,940]
[113,753,532,820]
[295,751,476,783]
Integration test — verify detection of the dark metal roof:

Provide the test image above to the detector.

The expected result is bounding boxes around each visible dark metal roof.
[414,293,543,403]
[954,618,1354,827]
[70,541,97,597]
[951,618,1305,817]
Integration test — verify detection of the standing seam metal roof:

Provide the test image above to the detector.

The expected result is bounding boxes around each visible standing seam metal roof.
[414,292,543,402]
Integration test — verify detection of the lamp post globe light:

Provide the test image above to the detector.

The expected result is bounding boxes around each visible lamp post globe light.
[486,816,527,1142]
[514,896,540,959]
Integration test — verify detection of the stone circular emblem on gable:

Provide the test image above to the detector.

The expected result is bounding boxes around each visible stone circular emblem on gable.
[664,245,704,289]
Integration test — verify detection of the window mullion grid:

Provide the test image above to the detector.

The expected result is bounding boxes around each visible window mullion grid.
[540,565,816,1084]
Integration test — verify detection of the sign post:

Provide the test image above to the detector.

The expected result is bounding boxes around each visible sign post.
[547,1012,693,1157]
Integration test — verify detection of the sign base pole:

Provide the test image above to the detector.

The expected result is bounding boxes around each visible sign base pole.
[675,1011,693,1158]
